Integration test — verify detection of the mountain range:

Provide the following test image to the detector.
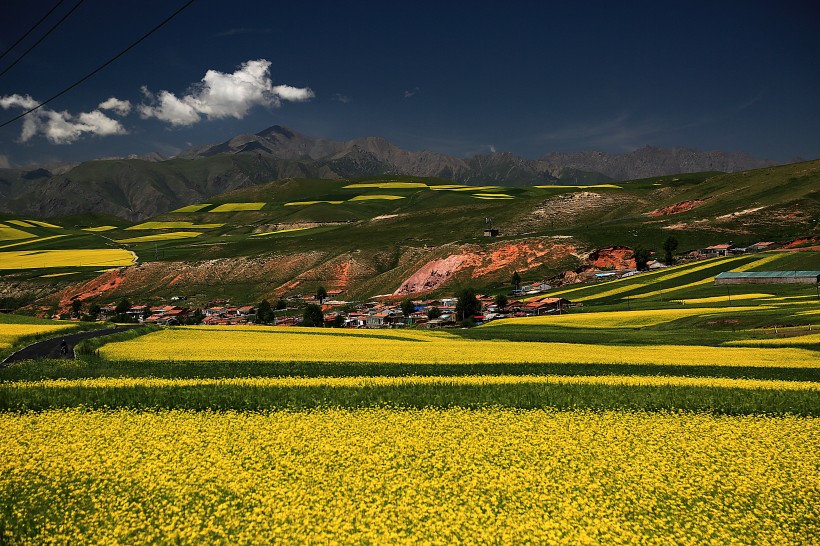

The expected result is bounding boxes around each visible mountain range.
[0,125,776,220]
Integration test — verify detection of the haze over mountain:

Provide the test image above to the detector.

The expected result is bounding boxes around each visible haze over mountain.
[0,125,776,221]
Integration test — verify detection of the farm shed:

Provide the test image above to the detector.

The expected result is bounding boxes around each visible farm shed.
[714,271,820,285]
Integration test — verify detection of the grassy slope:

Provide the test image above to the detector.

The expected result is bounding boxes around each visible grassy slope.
[0,161,817,306]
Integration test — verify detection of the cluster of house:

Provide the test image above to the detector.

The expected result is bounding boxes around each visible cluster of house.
[95,292,572,329]
[695,241,780,258]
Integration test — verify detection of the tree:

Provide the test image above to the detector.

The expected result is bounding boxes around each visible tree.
[316,286,327,304]
[302,304,324,327]
[332,314,345,328]
[455,287,481,323]
[87,303,101,321]
[275,298,287,310]
[400,298,415,318]
[662,236,679,265]
[70,299,82,318]
[427,306,442,320]
[256,299,273,324]
[512,271,521,292]
[494,294,508,310]
[115,298,131,315]
[113,298,132,322]
[632,246,651,272]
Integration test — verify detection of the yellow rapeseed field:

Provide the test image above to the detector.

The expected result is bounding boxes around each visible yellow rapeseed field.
[283,200,344,206]
[171,203,212,213]
[118,232,203,243]
[9,374,818,392]
[485,307,758,329]
[252,227,312,236]
[348,194,406,201]
[0,323,77,349]
[81,225,118,232]
[0,408,816,545]
[0,224,34,241]
[0,249,135,269]
[209,202,266,212]
[724,333,820,346]
[126,221,223,230]
[98,325,820,368]
[343,182,428,189]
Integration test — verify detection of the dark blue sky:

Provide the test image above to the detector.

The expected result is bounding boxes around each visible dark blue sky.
[1,0,818,167]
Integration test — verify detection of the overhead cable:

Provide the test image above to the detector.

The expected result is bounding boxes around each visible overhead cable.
[0,0,68,63]
[0,0,197,130]
[0,0,86,80]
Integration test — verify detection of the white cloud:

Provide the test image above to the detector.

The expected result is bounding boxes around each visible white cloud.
[139,59,314,127]
[272,84,315,102]
[0,155,9,168]
[0,94,128,144]
[404,87,420,98]
[98,97,132,116]
[333,93,350,104]
[0,94,38,110]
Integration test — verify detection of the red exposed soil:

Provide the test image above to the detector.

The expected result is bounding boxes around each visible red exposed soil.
[587,246,636,270]
[56,269,127,312]
[394,239,583,296]
[649,200,705,216]
[782,237,820,248]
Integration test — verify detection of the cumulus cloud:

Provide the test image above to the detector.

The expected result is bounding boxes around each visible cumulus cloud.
[0,155,10,168]
[139,59,314,127]
[403,87,420,98]
[0,93,128,144]
[98,97,132,116]
[333,93,350,103]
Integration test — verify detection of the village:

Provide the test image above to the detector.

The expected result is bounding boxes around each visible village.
[68,239,786,329]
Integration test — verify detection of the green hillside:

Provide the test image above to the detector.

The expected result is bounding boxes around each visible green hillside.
[0,160,817,311]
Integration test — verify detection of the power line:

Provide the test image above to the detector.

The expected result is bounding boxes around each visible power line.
[0,0,197,130]
[0,0,86,80]
[0,0,68,63]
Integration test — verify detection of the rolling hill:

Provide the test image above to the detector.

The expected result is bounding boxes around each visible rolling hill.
[0,125,777,221]
[0,158,817,315]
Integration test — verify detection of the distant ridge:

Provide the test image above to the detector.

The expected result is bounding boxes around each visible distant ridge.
[0,124,777,220]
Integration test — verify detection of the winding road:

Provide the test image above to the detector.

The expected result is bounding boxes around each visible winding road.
[1,325,141,366]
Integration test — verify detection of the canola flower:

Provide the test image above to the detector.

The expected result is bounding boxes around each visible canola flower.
[171,203,212,213]
[724,333,820,347]
[81,225,118,232]
[669,293,772,304]
[5,220,36,228]
[251,227,313,236]
[0,234,68,249]
[0,408,816,545]
[343,182,428,189]
[0,224,34,241]
[126,221,224,230]
[0,249,135,269]
[38,271,77,278]
[485,307,760,329]
[98,325,820,368]
[630,253,784,300]
[118,231,203,243]
[8,374,818,391]
[283,200,344,206]
[209,202,266,212]
[0,323,77,349]
[532,183,623,189]
[25,220,62,229]
[347,194,406,201]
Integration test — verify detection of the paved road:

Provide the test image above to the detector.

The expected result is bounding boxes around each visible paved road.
[1,325,141,366]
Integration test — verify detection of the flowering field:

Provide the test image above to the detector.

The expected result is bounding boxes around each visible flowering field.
[0,409,816,545]
[97,325,820,368]
[118,231,203,243]
[0,249,135,269]
[0,323,77,350]
[1,308,818,543]
[126,221,224,230]
[208,202,266,212]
